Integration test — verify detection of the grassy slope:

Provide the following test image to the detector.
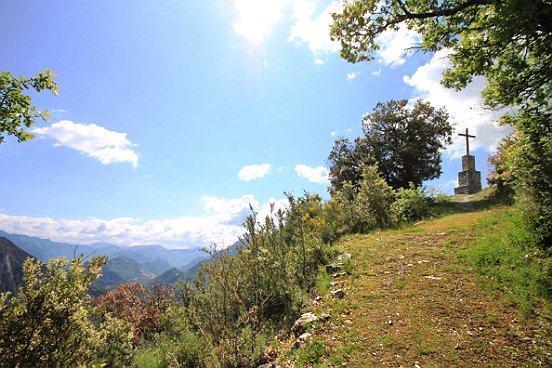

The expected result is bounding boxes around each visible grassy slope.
[277,202,552,367]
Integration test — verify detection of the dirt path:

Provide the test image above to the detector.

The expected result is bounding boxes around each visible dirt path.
[286,210,551,367]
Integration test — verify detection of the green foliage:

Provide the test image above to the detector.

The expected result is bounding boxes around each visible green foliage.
[355,165,396,229]
[487,134,517,201]
[327,136,374,194]
[161,195,334,367]
[332,165,396,234]
[328,100,452,192]
[362,99,452,189]
[461,208,552,315]
[132,307,201,368]
[0,256,134,368]
[0,70,58,144]
[331,0,552,111]
[506,113,552,249]
[392,183,431,223]
[295,339,328,366]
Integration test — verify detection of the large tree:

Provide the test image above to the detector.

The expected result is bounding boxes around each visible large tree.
[328,99,452,191]
[0,69,58,144]
[363,99,452,189]
[331,0,552,246]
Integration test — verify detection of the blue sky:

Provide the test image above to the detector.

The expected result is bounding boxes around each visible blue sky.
[0,0,510,248]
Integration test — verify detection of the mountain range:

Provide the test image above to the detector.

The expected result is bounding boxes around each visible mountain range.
[0,229,213,291]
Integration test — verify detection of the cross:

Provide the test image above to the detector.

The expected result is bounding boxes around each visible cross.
[459,128,476,155]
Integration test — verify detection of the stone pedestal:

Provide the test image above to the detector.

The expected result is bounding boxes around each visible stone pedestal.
[454,155,482,194]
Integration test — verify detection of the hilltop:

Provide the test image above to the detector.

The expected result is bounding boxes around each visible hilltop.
[275,197,552,367]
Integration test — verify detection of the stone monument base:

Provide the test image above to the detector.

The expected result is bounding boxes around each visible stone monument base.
[454,171,482,194]
[454,154,482,194]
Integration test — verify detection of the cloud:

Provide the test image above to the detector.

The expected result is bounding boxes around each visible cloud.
[347,72,358,80]
[403,49,512,157]
[376,24,421,67]
[33,120,139,167]
[372,68,382,76]
[0,195,290,249]
[295,164,329,183]
[237,163,271,181]
[288,0,342,58]
[314,58,325,65]
[233,0,292,44]
[330,130,338,136]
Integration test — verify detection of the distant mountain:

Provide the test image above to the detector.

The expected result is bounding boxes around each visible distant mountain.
[148,267,192,286]
[0,237,34,294]
[95,256,156,289]
[0,230,211,277]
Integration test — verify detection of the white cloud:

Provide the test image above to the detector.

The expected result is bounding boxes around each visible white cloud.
[0,195,290,249]
[295,164,329,183]
[33,120,139,168]
[347,72,357,80]
[372,68,382,76]
[238,163,271,181]
[330,130,338,136]
[288,0,342,59]
[403,49,512,157]
[314,58,325,65]
[233,0,292,44]
[376,24,421,67]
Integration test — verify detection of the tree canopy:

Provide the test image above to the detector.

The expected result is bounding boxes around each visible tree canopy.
[330,0,552,111]
[328,99,452,191]
[0,70,58,144]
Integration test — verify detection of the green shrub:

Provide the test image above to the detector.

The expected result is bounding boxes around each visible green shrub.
[0,256,134,368]
[332,165,396,234]
[392,183,430,223]
[165,197,333,366]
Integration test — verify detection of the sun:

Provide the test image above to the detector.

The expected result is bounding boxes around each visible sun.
[233,0,292,45]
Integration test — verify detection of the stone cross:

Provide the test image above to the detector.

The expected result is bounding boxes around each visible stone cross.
[458,128,476,155]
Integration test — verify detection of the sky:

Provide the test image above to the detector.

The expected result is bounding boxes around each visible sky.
[0,0,511,249]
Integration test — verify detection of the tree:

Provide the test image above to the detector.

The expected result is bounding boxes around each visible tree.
[0,69,58,144]
[328,99,452,191]
[0,256,133,367]
[363,99,452,189]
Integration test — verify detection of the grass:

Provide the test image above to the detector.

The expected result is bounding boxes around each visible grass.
[461,207,552,315]
[295,339,327,366]
[278,202,552,367]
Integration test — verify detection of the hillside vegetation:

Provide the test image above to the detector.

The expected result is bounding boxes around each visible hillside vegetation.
[278,201,552,367]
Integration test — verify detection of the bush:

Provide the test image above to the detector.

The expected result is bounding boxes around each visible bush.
[96,283,173,340]
[0,256,134,368]
[331,165,396,234]
[392,183,431,223]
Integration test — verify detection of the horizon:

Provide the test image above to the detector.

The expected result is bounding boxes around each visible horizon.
[0,0,510,249]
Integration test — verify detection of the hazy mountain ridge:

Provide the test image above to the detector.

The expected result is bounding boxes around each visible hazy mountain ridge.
[0,229,211,289]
